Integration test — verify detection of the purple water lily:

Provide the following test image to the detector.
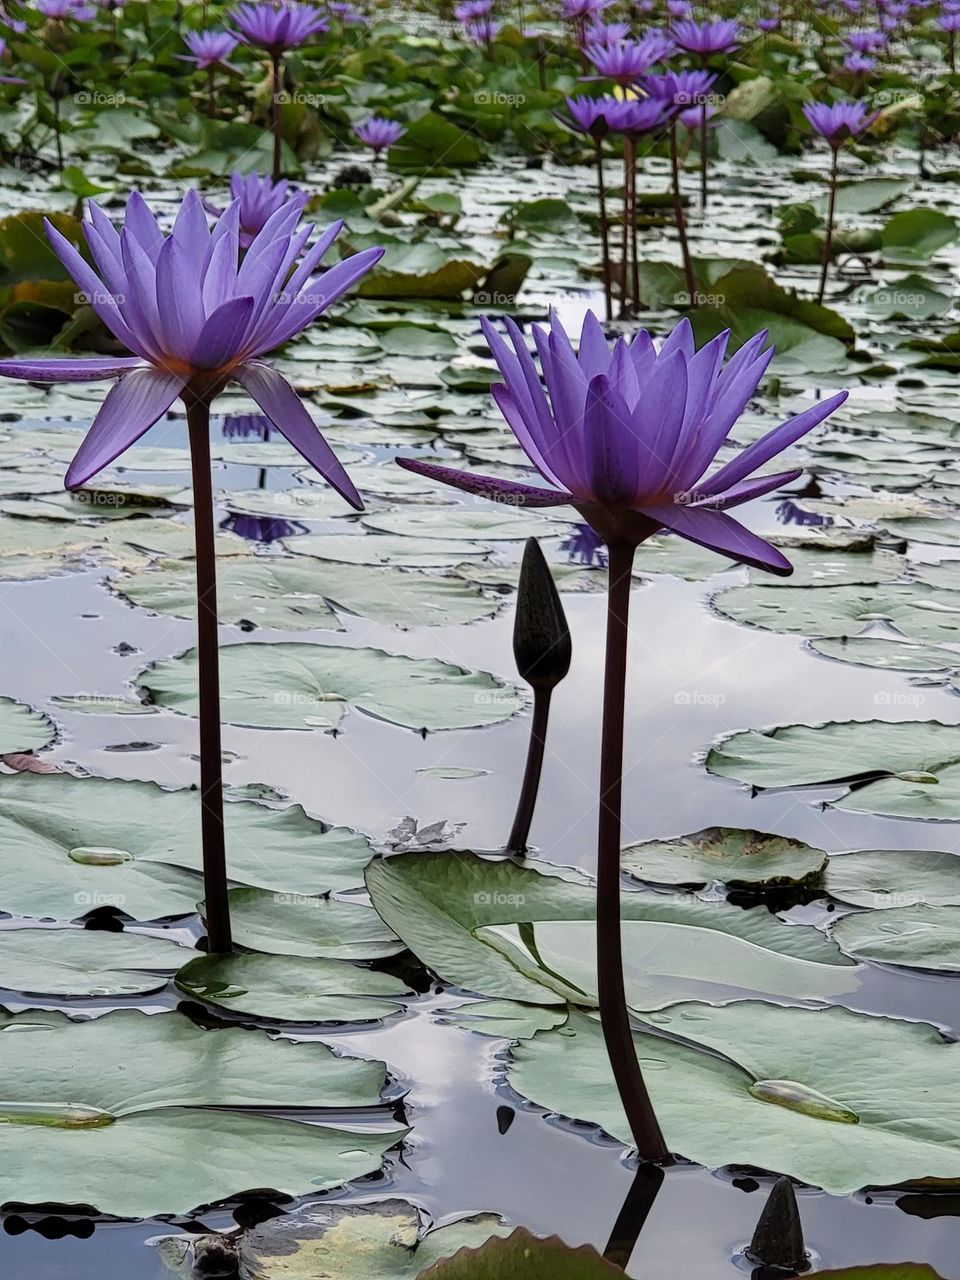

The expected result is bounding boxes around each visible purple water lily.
[585,31,675,83]
[803,98,878,145]
[0,189,381,500]
[671,16,741,53]
[37,0,95,18]
[454,0,493,18]
[398,313,846,570]
[584,18,630,43]
[354,115,406,155]
[641,66,717,107]
[843,50,876,72]
[180,30,240,70]
[397,311,846,1167]
[230,0,328,50]
[206,172,309,248]
[0,189,381,956]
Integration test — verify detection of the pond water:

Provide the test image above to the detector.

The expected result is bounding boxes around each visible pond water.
[1,62,960,1279]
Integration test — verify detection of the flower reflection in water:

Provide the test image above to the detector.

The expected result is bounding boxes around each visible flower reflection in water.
[221,413,273,441]
[220,512,306,543]
[775,498,832,528]
[561,522,607,568]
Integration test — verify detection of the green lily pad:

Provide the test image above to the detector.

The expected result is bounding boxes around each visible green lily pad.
[0,772,372,904]
[365,852,853,1007]
[809,637,959,672]
[138,642,522,732]
[622,827,827,889]
[0,696,55,755]
[813,1267,945,1279]
[416,1229,624,1279]
[832,904,960,971]
[176,951,412,1022]
[509,1001,960,1193]
[237,1200,509,1280]
[114,558,499,630]
[707,721,960,821]
[881,209,958,263]
[825,849,960,909]
[227,887,404,960]
[284,533,491,567]
[863,275,953,322]
[0,1008,400,1217]
[0,927,186,997]
[712,582,960,645]
[441,999,568,1040]
[361,507,572,541]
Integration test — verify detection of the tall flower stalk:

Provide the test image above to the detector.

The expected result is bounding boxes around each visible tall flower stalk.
[0,190,382,952]
[396,312,847,1157]
[803,99,878,305]
[670,18,741,210]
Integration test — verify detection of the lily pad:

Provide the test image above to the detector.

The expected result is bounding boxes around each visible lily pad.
[712,583,960,645]
[0,772,372,902]
[622,827,827,889]
[441,999,568,1040]
[0,1007,399,1217]
[825,849,960,909]
[284,533,490,567]
[237,1200,509,1280]
[416,1230,624,1279]
[138,643,522,732]
[881,210,958,264]
[227,888,404,960]
[509,1002,960,1193]
[0,927,185,997]
[0,697,55,756]
[809,637,959,672]
[361,507,572,541]
[365,853,853,1007]
[176,952,412,1022]
[707,721,960,821]
[832,904,960,971]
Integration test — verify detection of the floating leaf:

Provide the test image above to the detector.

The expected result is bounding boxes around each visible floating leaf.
[416,1229,624,1279]
[176,952,412,1022]
[0,1008,399,1217]
[832,904,960,971]
[139,643,522,732]
[227,887,403,959]
[0,697,55,756]
[0,927,185,997]
[707,721,960,821]
[622,827,827,889]
[825,849,960,909]
[809,637,959,672]
[508,1002,960,1194]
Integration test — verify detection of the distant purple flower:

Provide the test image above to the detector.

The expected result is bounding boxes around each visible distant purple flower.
[843,50,876,70]
[560,0,614,20]
[679,101,716,130]
[940,10,960,27]
[584,18,630,43]
[396,313,847,574]
[847,28,886,49]
[803,98,879,145]
[206,173,309,249]
[641,66,717,108]
[585,31,675,83]
[464,16,498,42]
[0,34,24,80]
[327,0,365,22]
[0,190,383,504]
[671,17,741,54]
[354,115,406,153]
[666,0,691,16]
[37,0,95,19]
[230,1,328,53]
[180,30,240,70]
[756,14,780,31]
[454,0,493,17]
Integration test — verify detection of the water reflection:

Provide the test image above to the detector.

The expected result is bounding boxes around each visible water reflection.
[775,499,832,528]
[220,414,272,441]
[561,523,608,568]
[219,512,306,542]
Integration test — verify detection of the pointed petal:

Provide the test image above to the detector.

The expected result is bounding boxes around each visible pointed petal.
[123,191,164,261]
[191,296,254,369]
[44,220,145,357]
[695,468,802,509]
[491,383,564,488]
[698,391,848,497]
[155,235,204,361]
[396,457,574,506]
[65,368,186,489]
[639,503,794,575]
[578,310,610,379]
[0,357,144,383]
[257,247,384,351]
[582,373,638,505]
[233,362,361,509]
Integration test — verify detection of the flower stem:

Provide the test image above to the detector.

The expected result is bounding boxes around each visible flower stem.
[698,102,708,209]
[597,541,668,1162]
[207,66,216,119]
[619,138,631,316]
[270,51,283,182]
[506,685,552,855]
[594,136,612,323]
[817,145,839,306]
[186,396,232,955]
[669,121,697,308]
[628,137,641,312]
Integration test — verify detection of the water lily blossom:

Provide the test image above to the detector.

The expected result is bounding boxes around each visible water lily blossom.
[0,189,382,497]
[354,115,406,155]
[180,29,240,70]
[206,172,308,247]
[398,313,847,573]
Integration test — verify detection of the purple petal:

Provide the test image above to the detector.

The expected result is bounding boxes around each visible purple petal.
[582,373,639,505]
[0,357,144,383]
[44,220,145,357]
[697,391,848,498]
[490,383,563,489]
[696,468,802,509]
[233,361,362,509]
[65,368,187,489]
[638,503,793,575]
[577,310,610,379]
[155,235,204,362]
[396,457,574,506]
[257,247,385,350]
[122,191,164,261]
[191,296,254,368]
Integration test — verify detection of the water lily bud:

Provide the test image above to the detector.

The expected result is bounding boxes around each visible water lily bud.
[747,1176,806,1272]
[512,538,572,689]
